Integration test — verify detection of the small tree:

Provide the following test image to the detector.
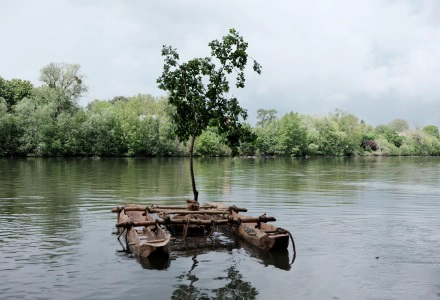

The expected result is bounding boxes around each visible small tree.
[157,29,261,202]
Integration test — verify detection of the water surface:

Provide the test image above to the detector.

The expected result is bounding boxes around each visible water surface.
[0,157,439,299]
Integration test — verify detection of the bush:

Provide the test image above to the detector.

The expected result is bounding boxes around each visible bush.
[255,121,278,156]
[423,125,440,139]
[429,138,440,155]
[239,141,257,156]
[195,129,230,157]
[363,140,378,151]
[402,131,432,156]
[384,130,404,147]
[0,98,21,155]
[275,112,307,156]
[375,138,400,156]
[307,143,319,155]
[400,143,414,156]
[309,117,349,156]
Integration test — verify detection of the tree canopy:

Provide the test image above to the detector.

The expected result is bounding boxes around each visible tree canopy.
[157,28,261,145]
[423,125,440,139]
[0,77,33,110]
[256,109,277,127]
[40,62,88,101]
[388,118,409,133]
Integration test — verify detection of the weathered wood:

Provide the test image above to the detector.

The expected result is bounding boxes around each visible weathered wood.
[112,204,248,213]
[116,216,276,228]
[117,207,148,212]
[117,205,171,257]
[152,205,218,210]
[147,239,165,243]
[155,202,248,237]
[161,210,230,215]
[229,210,289,251]
[153,205,199,209]
[112,206,124,213]
[163,213,212,237]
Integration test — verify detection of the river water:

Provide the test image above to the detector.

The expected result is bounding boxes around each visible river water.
[0,157,439,299]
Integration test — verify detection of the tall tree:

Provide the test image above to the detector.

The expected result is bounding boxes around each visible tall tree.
[39,62,88,101]
[256,109,277,127]
[388,118,409,133]
[157,28,261,202]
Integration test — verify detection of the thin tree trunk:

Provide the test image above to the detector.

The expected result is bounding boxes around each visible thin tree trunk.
[189,124,201,202]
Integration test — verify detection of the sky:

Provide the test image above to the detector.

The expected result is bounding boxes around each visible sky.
[1,0,439,126]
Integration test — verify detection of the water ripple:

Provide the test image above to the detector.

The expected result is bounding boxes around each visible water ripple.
[1,157,440,299]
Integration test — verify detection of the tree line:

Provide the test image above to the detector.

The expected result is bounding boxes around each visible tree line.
[1,63,439,157]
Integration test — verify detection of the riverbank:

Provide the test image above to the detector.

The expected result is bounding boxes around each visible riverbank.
[2,92,440,158]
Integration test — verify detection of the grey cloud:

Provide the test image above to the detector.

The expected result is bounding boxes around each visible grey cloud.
[0,0,439,126]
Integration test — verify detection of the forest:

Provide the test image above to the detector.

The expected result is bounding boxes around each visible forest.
[1,63,440,157]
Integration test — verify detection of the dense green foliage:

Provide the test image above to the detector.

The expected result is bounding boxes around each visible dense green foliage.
[423,125,440,139]
[0,64,182,157]
[1,63,440,157]
[0,77,34,110]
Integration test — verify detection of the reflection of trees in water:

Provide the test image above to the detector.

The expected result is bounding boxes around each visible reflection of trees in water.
[105,157,191,201]
[213,266,258,299]
[0,159,83,264]
[0,159,81,229]
[195,157,233,199]
[204,156,438,206]
[172,255,203,299]
[172,255,258,300]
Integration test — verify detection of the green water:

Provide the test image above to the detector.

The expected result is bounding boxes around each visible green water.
[0,157,439,299]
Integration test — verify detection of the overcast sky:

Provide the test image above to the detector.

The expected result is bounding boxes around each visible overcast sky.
[1,0,439,126]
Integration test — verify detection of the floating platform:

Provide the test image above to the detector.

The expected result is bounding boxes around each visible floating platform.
[113,201,295,261]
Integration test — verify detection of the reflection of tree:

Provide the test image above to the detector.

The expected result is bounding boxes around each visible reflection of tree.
[172,255,258,300]
[195,157,232,199]
[172,255,204,300]
[213,267,258,299]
